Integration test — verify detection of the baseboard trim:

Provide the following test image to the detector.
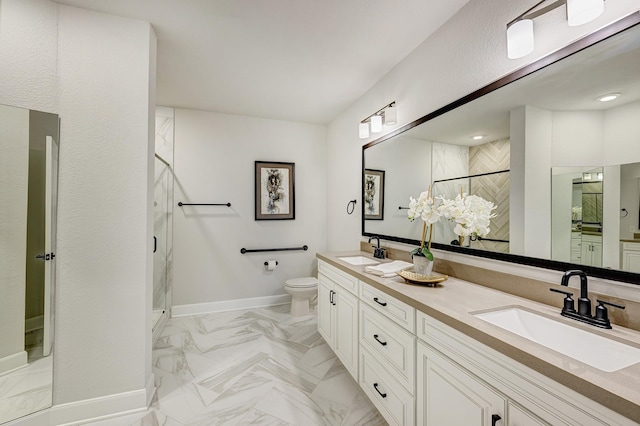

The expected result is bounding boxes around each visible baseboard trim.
[49,387,148,426]
[0,351,28,376]
[172,294,291,317]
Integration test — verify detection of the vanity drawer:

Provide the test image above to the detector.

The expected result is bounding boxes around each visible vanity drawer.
[622,242,640,251]
[360,304,415,393]
[318,260,359,295]
[360,282,415,332]
[360,346,415,426]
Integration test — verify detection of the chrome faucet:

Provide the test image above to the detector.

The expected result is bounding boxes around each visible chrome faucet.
[550,269,625,329]
[368,236,386,259]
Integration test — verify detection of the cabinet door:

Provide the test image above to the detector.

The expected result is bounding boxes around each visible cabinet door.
[591,242,603,267]
[417,342,505,426]
[623,250,640,273]
[334,288,359,379]
[317,274,334,344]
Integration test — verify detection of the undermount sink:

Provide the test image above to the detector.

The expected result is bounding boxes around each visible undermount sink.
[474,307,640,372]
[339,256,380,266]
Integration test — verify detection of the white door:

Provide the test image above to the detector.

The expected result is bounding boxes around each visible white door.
[43,136,58,357]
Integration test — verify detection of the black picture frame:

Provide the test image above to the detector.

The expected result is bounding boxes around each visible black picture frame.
[255,161,295,220]
[364,169,385,220]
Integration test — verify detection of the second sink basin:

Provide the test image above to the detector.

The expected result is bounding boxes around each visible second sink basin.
[338,256,380,266]
[474,307,640,372]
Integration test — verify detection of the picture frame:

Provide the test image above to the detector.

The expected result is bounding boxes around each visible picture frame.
[255,161,295,220]
[364,169,385,220]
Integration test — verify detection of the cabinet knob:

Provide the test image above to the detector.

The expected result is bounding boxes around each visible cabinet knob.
[373,383,387,398]
[491,414,501,425]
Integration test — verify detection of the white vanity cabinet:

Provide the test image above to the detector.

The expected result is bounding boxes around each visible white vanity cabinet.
[580,234,603,267]
[317,256,638,426]
[621,242,640,273]
[317,261,359,379]
[416,311,634,426]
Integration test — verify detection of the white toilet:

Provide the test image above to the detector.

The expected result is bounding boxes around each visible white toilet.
[284,277,318,316]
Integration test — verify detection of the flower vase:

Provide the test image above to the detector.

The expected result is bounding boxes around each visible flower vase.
[413,255,434,276]
[458,235,465,246]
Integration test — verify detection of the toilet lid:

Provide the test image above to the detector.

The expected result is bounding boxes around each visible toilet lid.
[285,277,318,288]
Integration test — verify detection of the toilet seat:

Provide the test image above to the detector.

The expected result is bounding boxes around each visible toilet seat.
[284,277,318,288]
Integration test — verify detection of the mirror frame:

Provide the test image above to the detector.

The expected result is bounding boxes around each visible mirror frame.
[362,12,640,285]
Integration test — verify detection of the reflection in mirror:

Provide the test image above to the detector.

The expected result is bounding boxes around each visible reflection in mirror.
[362,14,640,283]
[551,166,604,267]
[0,105,58,424]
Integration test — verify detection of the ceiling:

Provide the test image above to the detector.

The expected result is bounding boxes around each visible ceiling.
[53,0,471,124]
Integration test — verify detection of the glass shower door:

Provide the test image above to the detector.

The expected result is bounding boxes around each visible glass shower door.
[153,156,170,329]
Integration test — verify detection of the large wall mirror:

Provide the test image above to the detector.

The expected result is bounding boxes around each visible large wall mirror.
[363,13,640,285]
[1,105,59,423]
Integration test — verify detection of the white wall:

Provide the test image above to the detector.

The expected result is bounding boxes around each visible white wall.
[0,104,29,372]
[620,163,640,239]
[0,0,157,422]
[172,108,326,308]
[54,3,155,412]
[0,0,58,113]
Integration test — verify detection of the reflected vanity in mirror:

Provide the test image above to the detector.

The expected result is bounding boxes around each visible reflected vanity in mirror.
[0,105,59,423]
[363,13,640,284]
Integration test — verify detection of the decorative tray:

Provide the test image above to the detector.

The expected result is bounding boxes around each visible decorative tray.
[397,269,448,286]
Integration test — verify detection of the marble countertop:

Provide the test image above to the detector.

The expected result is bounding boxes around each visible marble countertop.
[317,251,640,423]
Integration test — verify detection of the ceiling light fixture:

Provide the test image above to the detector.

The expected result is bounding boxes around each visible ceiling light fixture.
[506,0,605,59]
[358,102,397,139]
[597,93,621,102]
[472,135,484,141]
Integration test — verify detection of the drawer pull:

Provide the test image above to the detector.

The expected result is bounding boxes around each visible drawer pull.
[491,414,501,425]
[373,334,388,346]
[373,383,387,398]
[373,297,387,307]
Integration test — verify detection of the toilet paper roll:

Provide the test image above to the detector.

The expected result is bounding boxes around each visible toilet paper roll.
[266,260,278,271]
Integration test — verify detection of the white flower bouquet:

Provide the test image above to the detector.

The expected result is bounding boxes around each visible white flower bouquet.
[407,186,441,260]
[438,192,497,242]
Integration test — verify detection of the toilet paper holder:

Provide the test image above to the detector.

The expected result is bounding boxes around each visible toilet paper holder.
[264,261,279,266]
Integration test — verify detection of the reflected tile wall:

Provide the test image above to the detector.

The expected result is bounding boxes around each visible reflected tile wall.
[432,142,469,245]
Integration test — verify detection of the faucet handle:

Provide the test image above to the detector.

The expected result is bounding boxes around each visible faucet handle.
[594,300,625,329]
[550,288,576,314]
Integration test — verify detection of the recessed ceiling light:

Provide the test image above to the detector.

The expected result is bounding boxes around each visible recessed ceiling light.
[472,135,484,140]
[597,93,621,102]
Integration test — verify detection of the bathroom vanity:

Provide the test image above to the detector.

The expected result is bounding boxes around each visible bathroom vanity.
[317,252,640,426]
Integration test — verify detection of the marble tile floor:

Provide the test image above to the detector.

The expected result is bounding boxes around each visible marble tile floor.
[0,353,53,424]
[84,305,387,426]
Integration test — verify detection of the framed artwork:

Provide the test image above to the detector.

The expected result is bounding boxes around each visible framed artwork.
[364,169,385,220]
[255,161,295,220]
